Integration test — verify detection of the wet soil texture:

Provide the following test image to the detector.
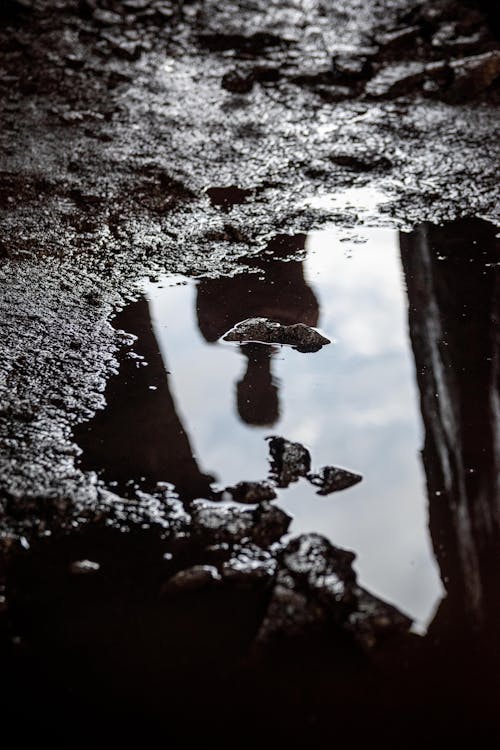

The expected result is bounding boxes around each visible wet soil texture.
[1,1,500,748]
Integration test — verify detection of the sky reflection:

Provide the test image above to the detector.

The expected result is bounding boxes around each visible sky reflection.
[147,227,444,631]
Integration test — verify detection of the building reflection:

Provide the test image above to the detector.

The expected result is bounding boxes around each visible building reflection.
[196,233,320,426]
[401,217,500,634]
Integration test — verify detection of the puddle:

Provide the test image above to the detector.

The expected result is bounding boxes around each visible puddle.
[75,216,500,636]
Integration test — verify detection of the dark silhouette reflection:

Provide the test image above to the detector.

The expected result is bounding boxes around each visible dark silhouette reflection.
[196,234,320,425]
[75,297,214,499]
[401,218,500,633]
[237,343,279,426]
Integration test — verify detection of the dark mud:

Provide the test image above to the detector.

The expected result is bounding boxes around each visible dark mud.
[1,1,500,747]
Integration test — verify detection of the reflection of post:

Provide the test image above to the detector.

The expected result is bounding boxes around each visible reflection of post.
[237,343,279,426]
[196,234,320,426]
[400,218,500,629]
[76,297,214,499]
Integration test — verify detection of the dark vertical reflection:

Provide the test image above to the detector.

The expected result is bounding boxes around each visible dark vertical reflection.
[196,234,320,426]
[400,218,500,631]
[75,297,214,499]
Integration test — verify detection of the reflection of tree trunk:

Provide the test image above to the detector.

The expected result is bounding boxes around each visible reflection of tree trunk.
[400,218,500,631]
[75,297,214,500]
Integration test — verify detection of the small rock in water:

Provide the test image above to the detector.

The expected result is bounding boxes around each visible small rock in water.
[161,565,221,594]
[308,466,363,495]
[226,481,277,504]
[252,501,291,547]
[223,317,330,353]
[70,559,100,575]
[268,436,311,488]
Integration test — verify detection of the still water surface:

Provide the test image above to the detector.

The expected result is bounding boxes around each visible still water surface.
[84,226,448,630]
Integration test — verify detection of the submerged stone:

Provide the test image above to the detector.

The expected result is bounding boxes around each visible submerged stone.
[257,534,411,648]
[191,500,290,547]
[226,481,277,504]
[345,586,413,650]
[223,317,330,352]
[222,543,277,585]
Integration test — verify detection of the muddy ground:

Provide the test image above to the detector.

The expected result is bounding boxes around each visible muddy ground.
[1,0,500,747]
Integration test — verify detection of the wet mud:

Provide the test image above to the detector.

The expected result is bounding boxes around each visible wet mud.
[1,1,500,747]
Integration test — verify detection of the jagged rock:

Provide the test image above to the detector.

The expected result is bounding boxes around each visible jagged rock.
[268,436,311,488]
[191,500,290,547]
[191,502,253,544]
[226,481,277,504]
[307,466,363,495]
[345,586,413,650]
[161,565,221,594]
[282,534,356,595]
[365,62,426,98]
[222,69,255,94]
[222,543,277,585]
[224,318,330,353]
[447,51,500,102]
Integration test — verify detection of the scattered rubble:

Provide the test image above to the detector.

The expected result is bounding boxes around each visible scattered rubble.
[191,499,291,547]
